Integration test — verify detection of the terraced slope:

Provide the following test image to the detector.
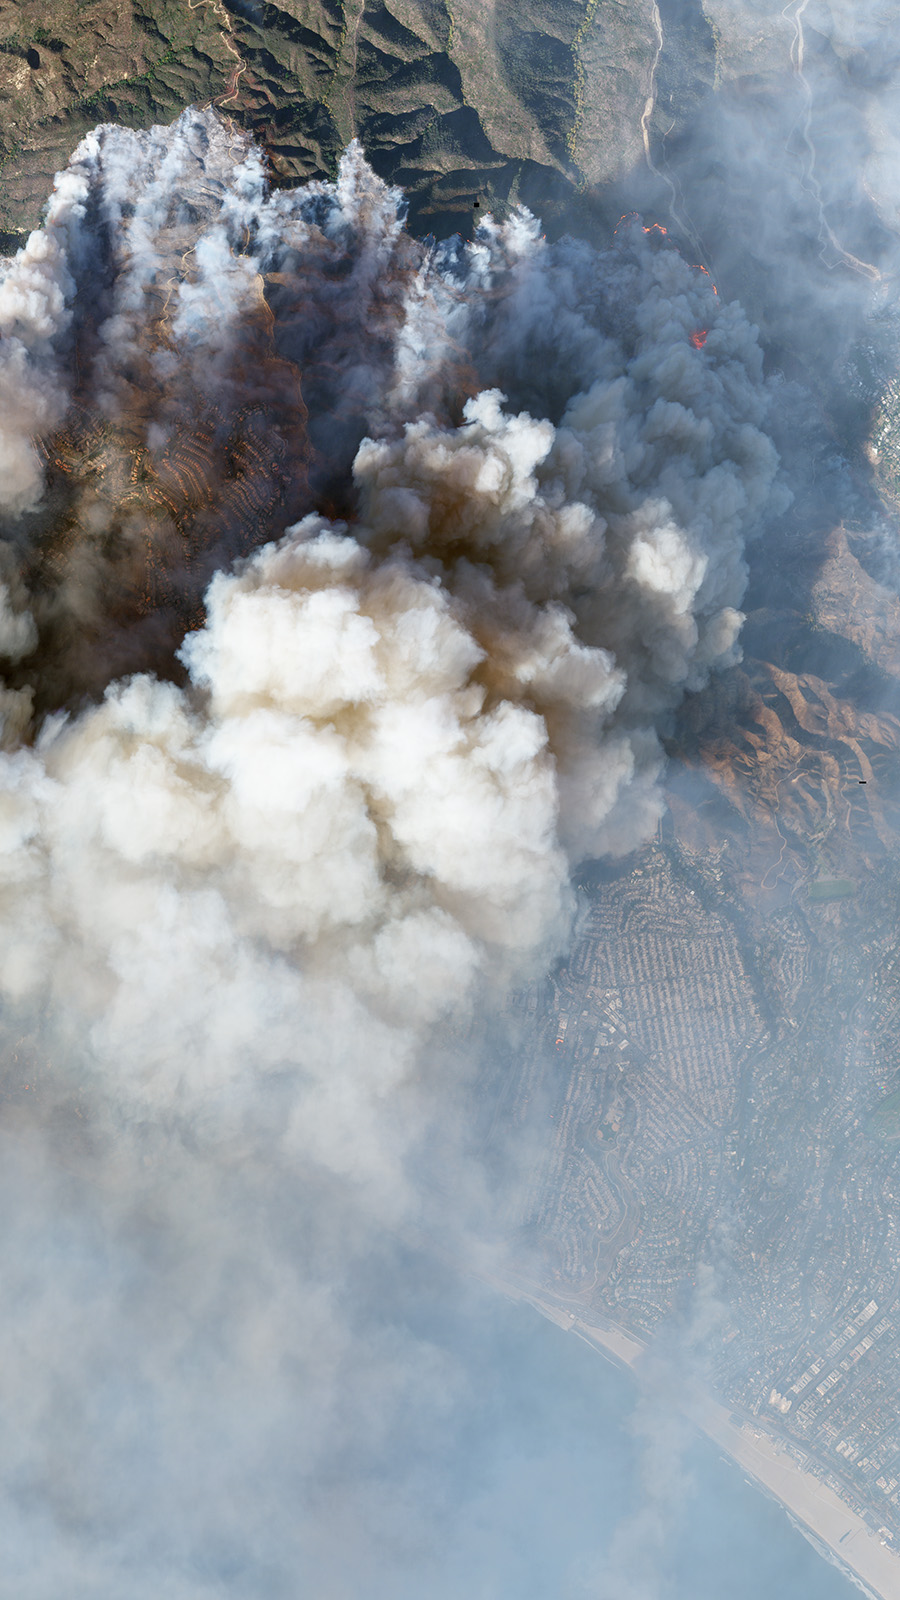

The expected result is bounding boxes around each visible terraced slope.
[667,522,900,908]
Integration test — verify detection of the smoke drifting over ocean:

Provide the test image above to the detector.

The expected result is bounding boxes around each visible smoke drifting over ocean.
[0,108,787,1593]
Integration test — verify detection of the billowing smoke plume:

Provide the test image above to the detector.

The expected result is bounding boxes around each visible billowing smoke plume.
[0,108,786,1593]
[0,162,88,521]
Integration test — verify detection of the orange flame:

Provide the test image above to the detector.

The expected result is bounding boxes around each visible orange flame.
[614,213,667,238]
[690,329,708,350]
[691,261,719,295]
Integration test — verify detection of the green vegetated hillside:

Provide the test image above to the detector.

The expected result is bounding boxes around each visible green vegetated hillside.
[2,0,822,244]
[0,0,236,242]
[0,0,671,241]
[0,0,873,311]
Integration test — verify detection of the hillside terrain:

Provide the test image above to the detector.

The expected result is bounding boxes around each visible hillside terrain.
[9,10,900,1591]
[0,0,633,241]
[0,0,804,243]
[4,0,900,864]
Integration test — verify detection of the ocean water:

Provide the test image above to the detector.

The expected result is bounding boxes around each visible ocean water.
[402,1280,863,1600]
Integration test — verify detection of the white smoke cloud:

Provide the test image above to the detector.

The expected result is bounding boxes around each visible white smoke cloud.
[0,159,90,518]
[0,107,788,1593]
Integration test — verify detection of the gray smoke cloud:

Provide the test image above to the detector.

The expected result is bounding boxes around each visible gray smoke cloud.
[647,0,900,405]
[0,107,788,1594]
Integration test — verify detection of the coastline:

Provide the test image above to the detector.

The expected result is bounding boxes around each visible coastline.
[496,1277,900,1600]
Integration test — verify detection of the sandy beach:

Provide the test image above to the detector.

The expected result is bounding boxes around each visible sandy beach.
[498,1279,900,1600]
